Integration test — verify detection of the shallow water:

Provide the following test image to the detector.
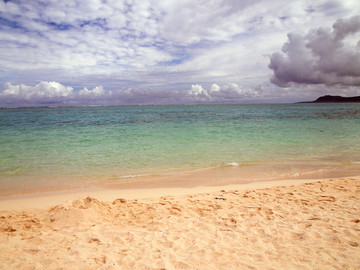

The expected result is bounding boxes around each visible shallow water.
[1,103,360,195]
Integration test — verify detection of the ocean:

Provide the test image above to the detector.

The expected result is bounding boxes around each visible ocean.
[1,103,360,195]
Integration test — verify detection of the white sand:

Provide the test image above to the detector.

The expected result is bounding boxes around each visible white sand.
[1,177,360,269]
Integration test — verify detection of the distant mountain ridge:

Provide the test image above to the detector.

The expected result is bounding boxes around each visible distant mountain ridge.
[300,95,360,103]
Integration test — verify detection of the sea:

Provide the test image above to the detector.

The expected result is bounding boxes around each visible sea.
[1,103,360,195]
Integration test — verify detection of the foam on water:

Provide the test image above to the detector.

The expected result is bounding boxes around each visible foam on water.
[225,162,240,166]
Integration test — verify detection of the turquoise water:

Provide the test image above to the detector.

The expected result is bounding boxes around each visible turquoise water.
[1,104,360,194]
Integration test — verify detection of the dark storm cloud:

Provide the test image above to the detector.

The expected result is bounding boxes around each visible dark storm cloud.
[269,16,360,87]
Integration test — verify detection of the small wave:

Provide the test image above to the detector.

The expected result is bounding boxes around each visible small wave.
[225,162,240,167]
[119,174,148,179]
[351,161,360,164]
[3,166,24,175]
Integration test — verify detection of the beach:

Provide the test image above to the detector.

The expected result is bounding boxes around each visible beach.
[1,105,360,269]
[1,176,359,269]
[2,2,360,268]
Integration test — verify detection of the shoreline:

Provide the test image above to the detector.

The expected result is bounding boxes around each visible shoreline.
[0,175,357,211]
[2,159,360,204]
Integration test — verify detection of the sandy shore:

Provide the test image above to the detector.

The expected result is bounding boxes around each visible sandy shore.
[1,177,360,269]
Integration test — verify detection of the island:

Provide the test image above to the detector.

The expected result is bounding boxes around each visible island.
[300,95,360,103]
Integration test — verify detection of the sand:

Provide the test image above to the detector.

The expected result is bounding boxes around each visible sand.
[1,177,360,269]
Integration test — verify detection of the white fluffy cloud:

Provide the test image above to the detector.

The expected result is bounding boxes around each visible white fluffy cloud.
[1,82,73,103]
[269,16,360,87]
[0,81,261,106]
[188,83,257,103]
[79,86,106,96]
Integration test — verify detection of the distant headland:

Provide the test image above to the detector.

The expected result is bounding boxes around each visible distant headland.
[299,95,360,103]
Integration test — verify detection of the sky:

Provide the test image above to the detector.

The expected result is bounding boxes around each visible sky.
[0,0,360,106]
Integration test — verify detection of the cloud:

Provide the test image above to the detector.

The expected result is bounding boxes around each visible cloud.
[188,83,257,103]
[0,0,172,72]
[79,86,106,97]
[2,0,353,75]
[0,81,260,106]
[1,1,360,105]
[0,82,107,106]
[0,82,74,104]
[2,80,360,107]
[269,15,360,87]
